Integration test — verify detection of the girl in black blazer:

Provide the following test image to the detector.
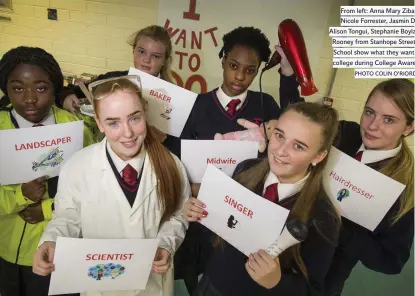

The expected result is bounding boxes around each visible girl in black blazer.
[184,102,341,296]
[281,76,414,295]
[324,79,414,295]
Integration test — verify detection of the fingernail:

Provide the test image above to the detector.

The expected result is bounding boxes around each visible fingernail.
[197,217,201,221]
[203,211,208,216]
[202,204,206,208]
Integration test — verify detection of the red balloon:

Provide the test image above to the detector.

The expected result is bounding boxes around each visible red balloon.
[278,19,318,96]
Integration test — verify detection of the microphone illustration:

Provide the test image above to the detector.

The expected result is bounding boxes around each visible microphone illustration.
[266,220,308,258]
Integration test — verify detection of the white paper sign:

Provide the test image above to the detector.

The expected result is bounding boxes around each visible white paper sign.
[198,165,290,256]
[323,147,406,231]
[128,67,197,137]
[49,237,159,295]
[0,121,84,185]
[181,140,259,183]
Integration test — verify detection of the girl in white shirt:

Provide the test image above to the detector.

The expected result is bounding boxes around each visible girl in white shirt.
[32,76,191,296]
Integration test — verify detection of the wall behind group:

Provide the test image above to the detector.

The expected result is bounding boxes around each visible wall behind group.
[0,0,334,103]
[327,0,414,153]
[0,0,158,77]
[157,0,333,100]
[0,0,413,154]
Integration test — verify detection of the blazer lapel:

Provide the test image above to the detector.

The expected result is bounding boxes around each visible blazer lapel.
[130,152,157,217]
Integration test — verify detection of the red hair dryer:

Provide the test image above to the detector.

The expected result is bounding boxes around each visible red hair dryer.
[263,19,318,96]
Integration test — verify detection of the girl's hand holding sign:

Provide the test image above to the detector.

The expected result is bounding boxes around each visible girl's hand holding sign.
[184,197,208,222]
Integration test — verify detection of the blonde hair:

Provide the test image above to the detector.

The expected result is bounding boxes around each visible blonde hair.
[128,25,174,83]
[366,79,414,224]
[218,103,340,279]
[92,78,183,222]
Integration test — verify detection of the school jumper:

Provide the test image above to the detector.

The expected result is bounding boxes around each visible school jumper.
[60,70,181,158]
[0,105,94,296]
[284,75,415,295]
[38,138,191,296]
[175,74,304,291]
[193,158,340,296]
[323,120,414,296]
[180,88,280,140]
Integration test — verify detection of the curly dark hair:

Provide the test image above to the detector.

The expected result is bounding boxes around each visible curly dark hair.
[219,27,271,63]
[0,46,63,97]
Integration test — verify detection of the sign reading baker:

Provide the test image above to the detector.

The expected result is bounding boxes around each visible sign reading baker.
[128,67,197,137]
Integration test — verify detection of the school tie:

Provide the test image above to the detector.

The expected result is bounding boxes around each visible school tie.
[355,151,363,162]
[122,164,138,187]
[264,183,279,203]
[32,123,44,127]
[226,99,241,116]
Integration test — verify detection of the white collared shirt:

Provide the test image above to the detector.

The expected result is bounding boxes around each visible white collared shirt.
[216,86,248,111]
[357,143,401,164]
[12,109,55,128]
[106,141,145,177]
[262,171,309,201]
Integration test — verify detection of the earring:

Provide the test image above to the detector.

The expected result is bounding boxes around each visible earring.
[312,163,316,167]
[403,133,408,137]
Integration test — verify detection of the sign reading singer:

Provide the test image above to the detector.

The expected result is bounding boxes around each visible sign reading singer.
[197,165,289,256]
[181,140,259,183]
[128,67,197,137]
[0,121,84,185]
[323,147,406,231]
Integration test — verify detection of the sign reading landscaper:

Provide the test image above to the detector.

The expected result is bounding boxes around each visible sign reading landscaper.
[0,121,84,185]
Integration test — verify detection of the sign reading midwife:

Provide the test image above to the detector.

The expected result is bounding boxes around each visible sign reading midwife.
[49,237,159,295]
[128,67,197,137]
[181,140,259,183]
[197,165,289,256]
[0,121,84,185]
[323,147,406,231]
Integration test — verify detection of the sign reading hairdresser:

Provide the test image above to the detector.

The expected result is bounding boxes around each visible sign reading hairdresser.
[323,147,405,231]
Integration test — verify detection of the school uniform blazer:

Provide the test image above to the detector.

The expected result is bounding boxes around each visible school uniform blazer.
[202,158,340,296]
[327,121,414,277]
[39,139,191,296]
[284,75,414,277]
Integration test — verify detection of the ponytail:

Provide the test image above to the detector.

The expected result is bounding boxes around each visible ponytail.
[90,77,184,222]
[365,79,414,224]
[216,102,341,280]
[380,139,414,224]
[145,125,183,222]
